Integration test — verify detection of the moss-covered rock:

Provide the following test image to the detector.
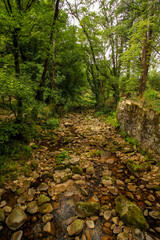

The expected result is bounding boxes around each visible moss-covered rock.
[75,201,100,218]
[38,194,50,206]
[115,196,149,229]
[127,161,151,175]
[72,166,83,174]
[67,219,84,236]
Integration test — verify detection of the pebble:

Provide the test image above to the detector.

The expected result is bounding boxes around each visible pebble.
[0,200,7,208]
[145,200,152,206]
[86,220,94,229]
[106,159,114,164]
[108,186,119,195]
[149,211,160,219]
[116,180,125,186]
[147,194,155,202]
[43,222,55,235]
[133,228,144,240]
[3,206,12,213]
[42,214,53,224]
[37,182,48,191]
[127,183,137,192]
[104,210,112,221]
[113,226,122,234]
[11,230,23,240]
[112,217,119,225]
[144,209,148,217]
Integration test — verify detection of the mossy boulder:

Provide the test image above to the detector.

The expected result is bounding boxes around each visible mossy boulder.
[127,161,151,175]
[115,196,149,229]
[75,201,100,218]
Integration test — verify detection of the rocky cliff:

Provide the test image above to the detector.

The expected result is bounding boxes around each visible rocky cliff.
[117,100,160,161]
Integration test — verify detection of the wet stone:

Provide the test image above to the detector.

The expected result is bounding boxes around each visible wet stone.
[11,230,23,240]
[86,220,94,229]
[27,201,38,214]
[38,194,50,206]
[149,210,160,219]
[145,200,152,206]
[104,210,112,221]
[3,206,12,213]
[37,182,48,191]
[43,222,55,235]
[39,203,53,214]
[0,200,7,208]
[67,219,84,236]
[108,186,118,195]
[6,207,27,230]
[42,214,53,223]
[132,228,144,240]
[147,194,155,202]
[113,226,122,234]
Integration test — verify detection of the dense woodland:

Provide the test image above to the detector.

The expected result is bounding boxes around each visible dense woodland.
[0,0,160,181]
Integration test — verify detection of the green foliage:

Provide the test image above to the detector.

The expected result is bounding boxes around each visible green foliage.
[105,112,119,128]
[88,150,103,158]
[144,89,160,112]
[148,70,160,91]
[57,150,71,164]
[41,117,59,130]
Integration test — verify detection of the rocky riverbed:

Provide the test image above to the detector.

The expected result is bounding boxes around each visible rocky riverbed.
[0,111,160,240]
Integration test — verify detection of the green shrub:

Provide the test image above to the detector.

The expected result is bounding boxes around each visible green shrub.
[41,118,59,130]
[105,112,119,128]
[57,150,71,164]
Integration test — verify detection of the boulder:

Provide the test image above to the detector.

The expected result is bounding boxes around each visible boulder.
[67,219,83,236]
[6,208,27,230]
[75,201,100,218]
[115,196,149,229]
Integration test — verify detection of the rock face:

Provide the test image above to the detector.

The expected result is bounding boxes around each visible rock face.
[67,219,84,236]
[115,196,149,229]
[75,201,100,218]
[6,208,27,230]
[117,100,160,161]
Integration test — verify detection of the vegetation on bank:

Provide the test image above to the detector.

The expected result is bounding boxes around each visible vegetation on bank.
[0,0,159,183]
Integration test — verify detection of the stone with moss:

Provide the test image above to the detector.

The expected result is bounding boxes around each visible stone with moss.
[72,166,83,175]
[0,209,5,222]
[75,201,100,218]
[115,196,149,229]
[127,161,151,175]
[38,194,50,206]
[39,203,53,214]
[67,219,84,236]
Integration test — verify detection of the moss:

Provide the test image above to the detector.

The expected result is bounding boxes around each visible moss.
[101,176,115,184]
[75,201,100,218]
[115,196,149,229]
[127,161,151,174]
[30,161,38,170]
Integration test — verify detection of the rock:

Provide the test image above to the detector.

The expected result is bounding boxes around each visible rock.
[42,214,53,223]
[86,220,94,229]
[155,227,160,233]
[27,201,38,214]
[38,194,50,206]
[11,230,23,240]
[104,210,111,221]
[117,232,129,240]
[67,219,84,236]
[113,226,122,234]
[39,203,53,214]
[65,216,78,226]
[0,225,3,231]
[132,228,144,240]
[86,166,95,175]
[115,196,149,229]
[108,186,119,195]
[48,188,54,197]
[43,222,55,235]
[147,194,155,202]
[0,189,5,198]
[72,174,81,180]
[112,217,119,225]
[145,235,153,240]
[127,183,137,192]
[145,200,152,206]
[0,200,7,208]
[75,180,86,185]
[0,208,5,222]
[3,206,12,213]
[75,201,100,218]
[72,166,83,174]
[106,159,114,164]
[6,208,27,230]
[149,211,160,219]
[53,168,72,183]
[37,182,48,191]
[116,180,125,186]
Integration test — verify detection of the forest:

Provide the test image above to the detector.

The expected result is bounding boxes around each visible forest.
[0,1,160,239]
